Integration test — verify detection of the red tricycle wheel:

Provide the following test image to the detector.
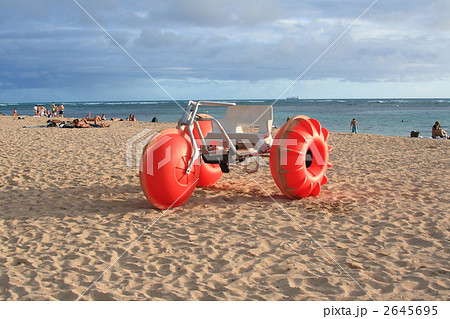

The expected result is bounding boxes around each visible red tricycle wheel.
[270,116,332,198]
[140,128,200,209]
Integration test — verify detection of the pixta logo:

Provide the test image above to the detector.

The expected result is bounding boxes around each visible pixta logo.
[126,129,173,174]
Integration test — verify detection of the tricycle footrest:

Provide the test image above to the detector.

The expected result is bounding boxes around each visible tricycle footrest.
[202,154,230,173]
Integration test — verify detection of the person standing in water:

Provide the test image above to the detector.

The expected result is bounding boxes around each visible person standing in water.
[58,104,65,117]
[350,118,358,133]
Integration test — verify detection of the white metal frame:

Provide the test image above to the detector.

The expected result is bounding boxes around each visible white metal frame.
[177,101,273,173]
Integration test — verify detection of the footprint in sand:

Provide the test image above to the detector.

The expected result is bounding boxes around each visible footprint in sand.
[11,257,31,266]
[407,238,433,248]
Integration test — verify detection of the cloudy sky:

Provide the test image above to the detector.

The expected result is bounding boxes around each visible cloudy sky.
[1,0,449,102]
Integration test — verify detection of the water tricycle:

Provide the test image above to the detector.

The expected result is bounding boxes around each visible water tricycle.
[140,101,332,209]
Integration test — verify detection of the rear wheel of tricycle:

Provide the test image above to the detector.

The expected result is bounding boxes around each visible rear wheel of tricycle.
[270,116,332,199]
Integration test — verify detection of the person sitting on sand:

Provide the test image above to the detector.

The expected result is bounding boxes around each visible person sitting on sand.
[85,112,94,121]
[128,114,136,122]
[432,121,448,138]
[12,108,18,116]
[101,114,106,121]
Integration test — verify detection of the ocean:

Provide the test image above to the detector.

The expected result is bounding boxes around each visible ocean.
[1,99,449,137]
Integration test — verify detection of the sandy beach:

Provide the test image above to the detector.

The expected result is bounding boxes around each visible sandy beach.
[0,115,448,301]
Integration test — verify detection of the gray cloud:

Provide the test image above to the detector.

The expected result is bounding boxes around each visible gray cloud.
[0,0,449,101]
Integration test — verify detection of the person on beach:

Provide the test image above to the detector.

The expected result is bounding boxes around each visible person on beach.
[72,118,91,128]
[58,104,64,117]
[51,102,57,117]
[12,108,18,116]
[101,114,106,121]
[83,114,110,127]
[350,118,358,133]
[46,119,65,127]
[128,114,136,121]
[39,106,46,117]
[85,112,94,121]
[432,121,448,138]
[72,116,109,128]
[92,115,110,127]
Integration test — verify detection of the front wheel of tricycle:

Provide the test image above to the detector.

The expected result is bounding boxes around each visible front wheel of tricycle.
[140,128,200,209]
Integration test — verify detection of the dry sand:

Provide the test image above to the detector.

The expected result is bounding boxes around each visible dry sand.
[0,116,448,300]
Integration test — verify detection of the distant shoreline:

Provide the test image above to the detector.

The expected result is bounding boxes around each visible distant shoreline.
[2,99,449,137]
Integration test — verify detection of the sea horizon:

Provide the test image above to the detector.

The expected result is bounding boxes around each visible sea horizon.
[2,98,449,138]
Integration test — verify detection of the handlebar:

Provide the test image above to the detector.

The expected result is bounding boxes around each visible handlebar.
[190,100,236,107]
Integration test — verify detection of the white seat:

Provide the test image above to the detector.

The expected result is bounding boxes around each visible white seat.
[205,105,273,151]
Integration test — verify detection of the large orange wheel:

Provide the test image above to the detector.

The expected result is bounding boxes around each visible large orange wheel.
[270,116,332,198]
[140,128,200,209]
[185,114,223,187]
